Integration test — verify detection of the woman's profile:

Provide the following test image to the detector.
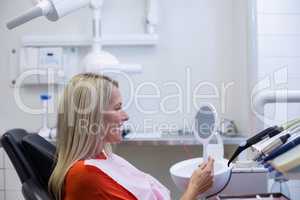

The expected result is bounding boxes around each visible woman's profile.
[48,73,214,200]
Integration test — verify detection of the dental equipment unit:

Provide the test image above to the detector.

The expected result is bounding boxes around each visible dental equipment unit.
[228,126,283,166]
[252,121,300,161]
[228,118,300,166]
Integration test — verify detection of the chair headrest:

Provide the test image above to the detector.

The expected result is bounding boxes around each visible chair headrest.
[22,134,56,188]
[0,129,35,183]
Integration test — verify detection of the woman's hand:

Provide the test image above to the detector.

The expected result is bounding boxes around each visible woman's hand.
[180,157,214,200]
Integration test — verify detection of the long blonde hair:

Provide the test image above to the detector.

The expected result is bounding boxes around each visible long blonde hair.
[48,73,118,200]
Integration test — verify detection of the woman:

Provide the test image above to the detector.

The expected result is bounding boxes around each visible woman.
[49,73,214,200]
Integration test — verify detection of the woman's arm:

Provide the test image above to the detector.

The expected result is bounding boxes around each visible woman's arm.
[180,157,214,200]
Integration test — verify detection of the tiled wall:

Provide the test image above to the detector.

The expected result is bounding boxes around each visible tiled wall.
[0,149,5,200]
[256,0,300,199]
[0,148,24,200]
[256,0,300,126]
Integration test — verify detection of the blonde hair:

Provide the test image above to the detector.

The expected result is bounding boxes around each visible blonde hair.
[48,73,118,200]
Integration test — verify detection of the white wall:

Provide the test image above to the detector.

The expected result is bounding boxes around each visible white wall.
[255,0,300,199]
[0,0,249,134]
[0,0,249,199]
[255,0,300,127]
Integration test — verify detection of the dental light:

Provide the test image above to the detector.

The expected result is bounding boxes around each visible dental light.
[6,0,143,74]
[82,0,142,74]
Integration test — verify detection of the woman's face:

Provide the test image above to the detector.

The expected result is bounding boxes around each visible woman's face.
[103,86,129,143]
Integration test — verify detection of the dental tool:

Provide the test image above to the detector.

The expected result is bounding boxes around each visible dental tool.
[227,118,300,166]
[263,135,300,163]
[227,126,283,166]
[252,133,291,161]
[260,134,291,156]
[252,122,300,161]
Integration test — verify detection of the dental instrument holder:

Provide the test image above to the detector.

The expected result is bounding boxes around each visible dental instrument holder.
[193,104,223,161]
[38,94,51,138]
[228,126,283,166]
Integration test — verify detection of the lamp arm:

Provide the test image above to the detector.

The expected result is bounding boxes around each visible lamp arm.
[90,0,104,52]
[6,0,90,29]
[7,6,43,29]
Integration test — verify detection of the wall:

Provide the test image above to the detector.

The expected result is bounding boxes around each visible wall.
[255,0,300,199]
[256,0,300,126]
[0,0,249,134]
[0,0,249,199]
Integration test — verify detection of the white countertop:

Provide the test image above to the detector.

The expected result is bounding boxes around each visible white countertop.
[42,132,246,146]
[122,133,246,146]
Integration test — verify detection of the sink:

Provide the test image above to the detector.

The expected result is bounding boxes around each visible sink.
[170,157,232,198]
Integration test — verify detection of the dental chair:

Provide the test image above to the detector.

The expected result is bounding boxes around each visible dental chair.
[1,129,56,200]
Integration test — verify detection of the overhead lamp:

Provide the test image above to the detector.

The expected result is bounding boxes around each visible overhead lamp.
[6,0,142,74]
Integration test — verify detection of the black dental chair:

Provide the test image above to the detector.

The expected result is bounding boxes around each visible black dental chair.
[1,129,56,200]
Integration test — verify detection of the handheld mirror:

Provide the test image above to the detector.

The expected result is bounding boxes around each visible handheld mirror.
[193,103,218,161]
